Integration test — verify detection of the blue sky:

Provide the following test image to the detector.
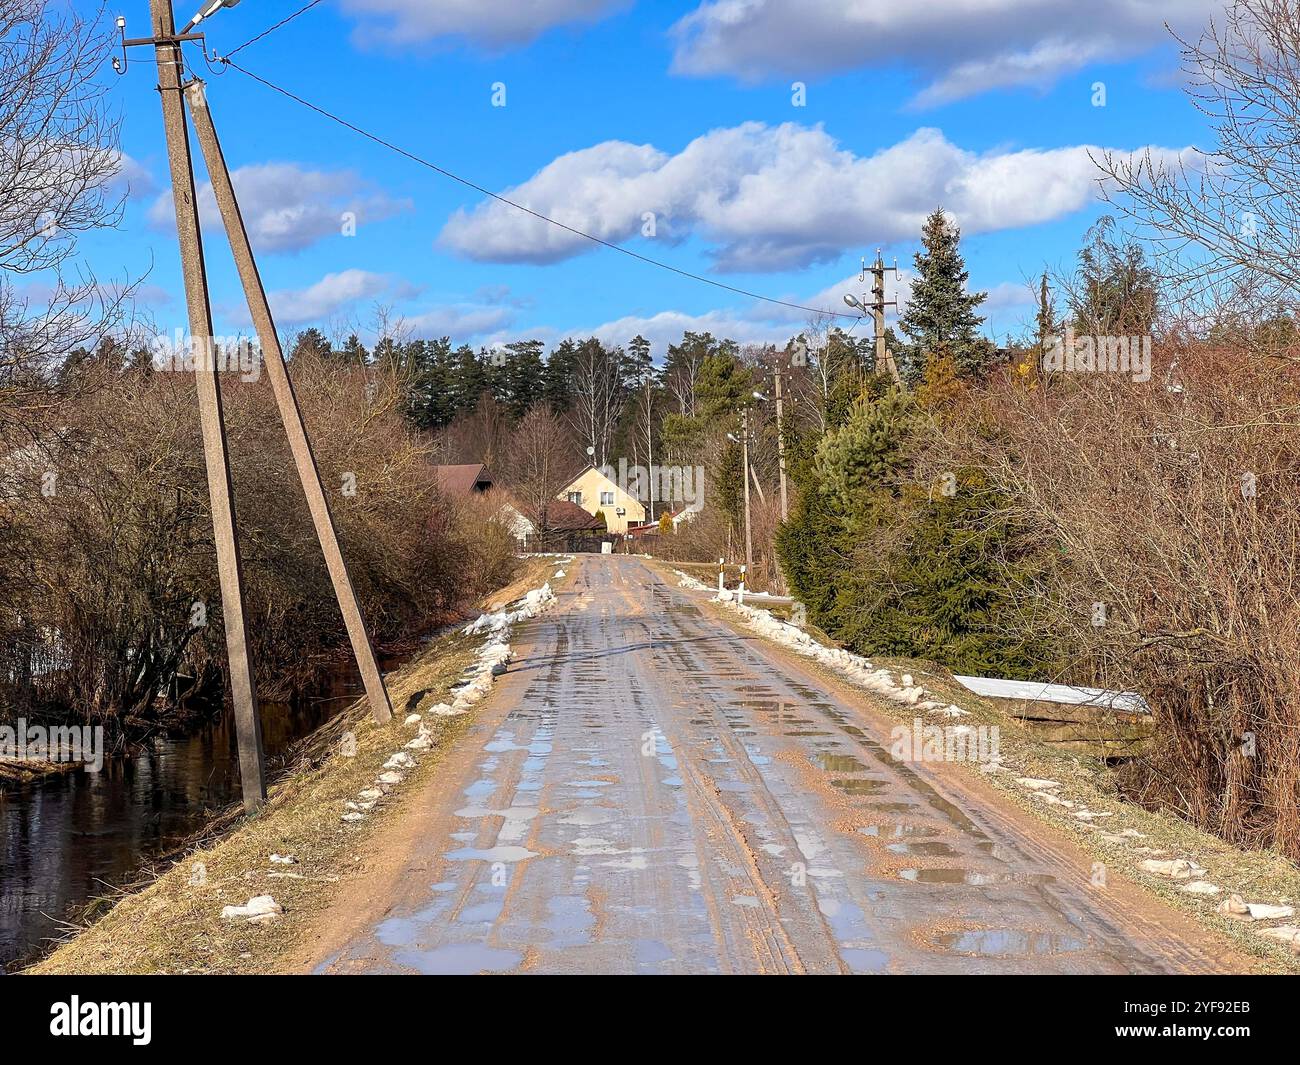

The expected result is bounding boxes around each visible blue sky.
[84,0,1220,357]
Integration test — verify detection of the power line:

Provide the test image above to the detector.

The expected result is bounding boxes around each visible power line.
[219,57,857,321]
[224,0,326,60]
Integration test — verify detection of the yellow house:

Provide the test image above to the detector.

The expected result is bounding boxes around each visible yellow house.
[559,466,646,534]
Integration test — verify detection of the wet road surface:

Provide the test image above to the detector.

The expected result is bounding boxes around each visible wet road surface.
[316,556,1238,975]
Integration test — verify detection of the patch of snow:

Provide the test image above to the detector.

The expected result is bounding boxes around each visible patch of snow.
[711,596,973,716]
[1246,902,1295,921]
[1256,925,1300,952]
[1181,881,1221,895]
[268,854,296,865]
[221,895,281,922]
[1139,858,1206,880]
[672,569,709,591]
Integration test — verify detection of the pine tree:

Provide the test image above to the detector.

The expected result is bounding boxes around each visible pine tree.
[1034,271,1057,352]
[897,207,994,383]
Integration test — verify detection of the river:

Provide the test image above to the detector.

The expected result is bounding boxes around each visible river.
[0,667,365,970]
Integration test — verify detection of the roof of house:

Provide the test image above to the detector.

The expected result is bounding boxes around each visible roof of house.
[542,498,605,531]
[433,463,493,496]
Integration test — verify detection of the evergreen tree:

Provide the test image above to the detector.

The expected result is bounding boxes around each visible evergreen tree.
[543,339,579,414]
[502,340,546,419]
[1034,271,1057,352]
[337,333,369,366]
[449,343,488,416]
[1070,216,1157,336]
[289,327,331,361]
[897,207,995,383]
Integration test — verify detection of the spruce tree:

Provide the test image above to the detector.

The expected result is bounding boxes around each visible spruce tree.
[897,208,994,383]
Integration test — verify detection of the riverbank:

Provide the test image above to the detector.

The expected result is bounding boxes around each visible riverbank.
[27,557,567,975]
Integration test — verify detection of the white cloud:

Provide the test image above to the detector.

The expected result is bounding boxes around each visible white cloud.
[221,272,524,338]
[149,163,411,254]
[440,123,1186,272]
[250,269,391,325]
[111,152,156,198]
[339,0,623,48]
[669,0,1218,105]
[401,302,516,337]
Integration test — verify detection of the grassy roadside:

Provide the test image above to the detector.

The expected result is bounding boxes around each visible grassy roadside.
[650,559,1300,974]
[29,557,565,976]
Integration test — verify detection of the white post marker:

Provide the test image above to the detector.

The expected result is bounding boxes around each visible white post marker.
[718,557,725,595]
[739,564,747,607]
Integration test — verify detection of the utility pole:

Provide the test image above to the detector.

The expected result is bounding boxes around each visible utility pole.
[868,252,901,383]
[149,0,265,810]
[741,406,753,570]
[773,366,788,522]
[845,252,901,383]
[184,78,393,725]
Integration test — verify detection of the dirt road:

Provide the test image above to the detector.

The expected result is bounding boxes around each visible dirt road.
[306,556,1251,975]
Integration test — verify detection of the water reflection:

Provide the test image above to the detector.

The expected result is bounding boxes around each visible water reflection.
[0,667,364,970]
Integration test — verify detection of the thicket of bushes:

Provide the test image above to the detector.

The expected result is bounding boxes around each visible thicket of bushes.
[0,347,516,726]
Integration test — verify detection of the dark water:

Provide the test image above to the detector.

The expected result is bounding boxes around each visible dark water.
[0,669,364,970]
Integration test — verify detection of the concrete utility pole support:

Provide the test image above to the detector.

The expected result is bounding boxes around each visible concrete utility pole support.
[774,368,788,522]
[184,78,394,726]
[149,0,266,810]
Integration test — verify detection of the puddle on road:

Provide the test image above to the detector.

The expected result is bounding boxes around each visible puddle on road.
[930,928,1086,957]
[841,947,890,973]
[814,753,868,773]
[393,943,523,975]
[444,845,538,863]
[859,822,933,839]
[886,841,956,857]
[897,868,1055,886]
[830,777,888,795]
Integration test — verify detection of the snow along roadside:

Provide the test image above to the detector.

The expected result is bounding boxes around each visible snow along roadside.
[336,579,558,827]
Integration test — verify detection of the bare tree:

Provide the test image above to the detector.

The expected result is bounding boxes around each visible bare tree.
[0,1,131,436]
[569,338,622,467]
[441,391,509,467]
[666,345,702,418]
[503,405,575,532]
[1097,0,1300,331]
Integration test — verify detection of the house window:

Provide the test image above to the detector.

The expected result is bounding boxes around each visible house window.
[600,491,615,505]
[567,491,582,505]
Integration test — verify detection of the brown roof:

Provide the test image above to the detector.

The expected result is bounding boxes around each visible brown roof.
[433,463,493,496]
[539,498,604,532]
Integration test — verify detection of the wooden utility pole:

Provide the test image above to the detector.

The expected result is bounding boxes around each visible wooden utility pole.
[773,367,788,522]
[866,252,901,383]
[741,406,753,569]
[184,78,393,725]
[149,0,265,810]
